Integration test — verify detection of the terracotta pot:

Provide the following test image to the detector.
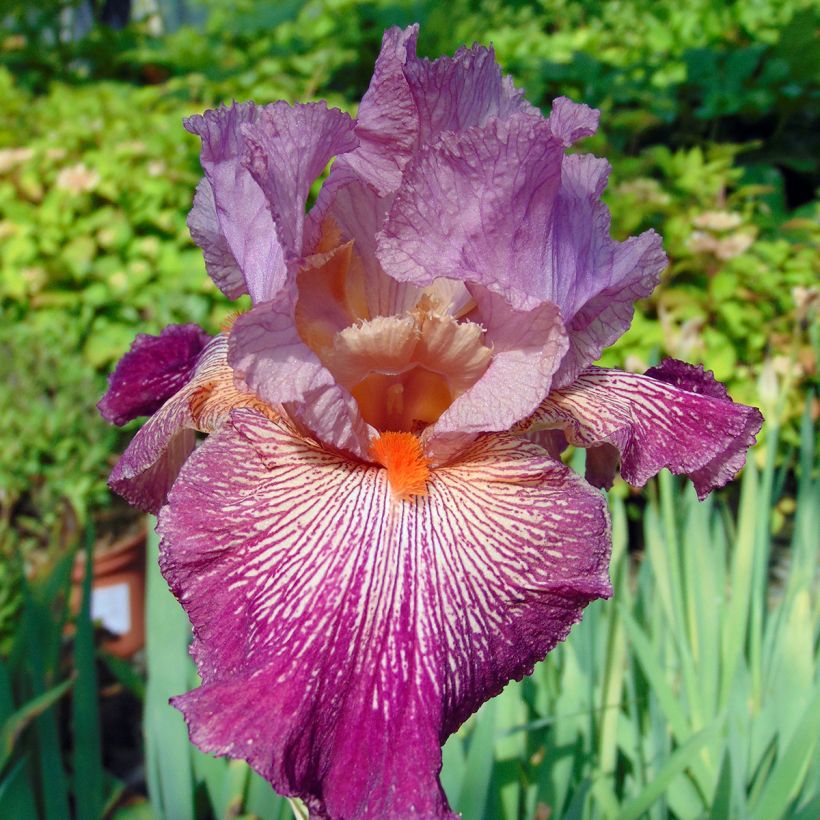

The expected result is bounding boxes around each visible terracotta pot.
[72,526,146,658]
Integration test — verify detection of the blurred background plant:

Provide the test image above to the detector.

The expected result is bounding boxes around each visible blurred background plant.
[0,0,817,816]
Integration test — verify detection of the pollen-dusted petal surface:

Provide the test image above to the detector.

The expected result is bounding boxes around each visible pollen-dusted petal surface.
[158,410,611,819]
[98,324,210,426]
[518,364,763,499]
[109,335,277,513]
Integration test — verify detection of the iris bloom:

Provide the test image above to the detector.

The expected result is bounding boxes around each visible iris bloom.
[100,26,762,819]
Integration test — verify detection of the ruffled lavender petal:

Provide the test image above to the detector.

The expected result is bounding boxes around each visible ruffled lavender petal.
[335,26,534,198]
[228,298,371,458]
[158,410,611,818]
[337,25,420,196]
[98,324,210,426]
[519,363,763,499]
[305,175,432,320]
[377,111,666,382]
[430,286,568,438]
[109,335,276,513]
[546,155,667,386]
[403,39,537,149]
[185,102,286,303]
[186,180,246,300]
[545,96,600,146]
[241,101,358,259]
[377,114,565,312]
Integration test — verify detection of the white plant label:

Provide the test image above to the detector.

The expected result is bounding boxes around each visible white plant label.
[91,582,131,636]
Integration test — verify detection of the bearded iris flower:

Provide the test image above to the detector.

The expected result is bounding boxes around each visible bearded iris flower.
[99,26,762,819]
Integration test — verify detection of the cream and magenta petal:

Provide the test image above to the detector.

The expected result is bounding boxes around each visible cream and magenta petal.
[158,410,611,818]
[517,363,763,499]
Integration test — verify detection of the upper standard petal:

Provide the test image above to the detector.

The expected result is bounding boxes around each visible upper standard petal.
[378,113,667,382]
[241,101,358,259]
[185,102,286,303]
[158,410,611,819]
[377,113,565,312]
[337,25,534,197]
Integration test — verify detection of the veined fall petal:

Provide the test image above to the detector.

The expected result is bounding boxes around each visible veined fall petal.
[517,360,763,499]
[158,409,611,819]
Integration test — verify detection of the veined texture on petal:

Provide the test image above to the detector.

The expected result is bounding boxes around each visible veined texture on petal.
[377,113,565,312]
[229,296,372,458]
[377,107,667,383]
[241,101,358,258]
[109,335,277,513]
[429,286,569,443]
[336,25,535,197]
[518,361,763,499]
[158,409,611,819]
[185,102,286,303]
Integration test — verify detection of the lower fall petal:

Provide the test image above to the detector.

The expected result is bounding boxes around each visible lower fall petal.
[157,410,611,819]
[518,361,763,499]
[109,335,276,513]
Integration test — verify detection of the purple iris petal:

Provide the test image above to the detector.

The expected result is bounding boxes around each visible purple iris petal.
[109,335,278,513]
[98,323,210,426]
[241,101,358,259]
[158,409,611,819]
[186,179,247,300]
[228,295,371,459]
[520,363,763,498]
[377,113,565,312]
[429,286,568,439]
[186,102,357,303]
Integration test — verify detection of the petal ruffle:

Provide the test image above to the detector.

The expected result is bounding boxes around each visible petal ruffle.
[109,335,277,513]
[546,155,667,386]
[241,101,358,258]
[337,25,420,196]
[185,102,286,303]
[377,114,667,381]
[377,114,565,312]
[430,286,568,439]
[337,26,533,197]
[98,324,210,426]
[228,297,371,458]
[545,96,599,146]
[518,362,763,499]
[158,410,611,819]
[186,180,246,300]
